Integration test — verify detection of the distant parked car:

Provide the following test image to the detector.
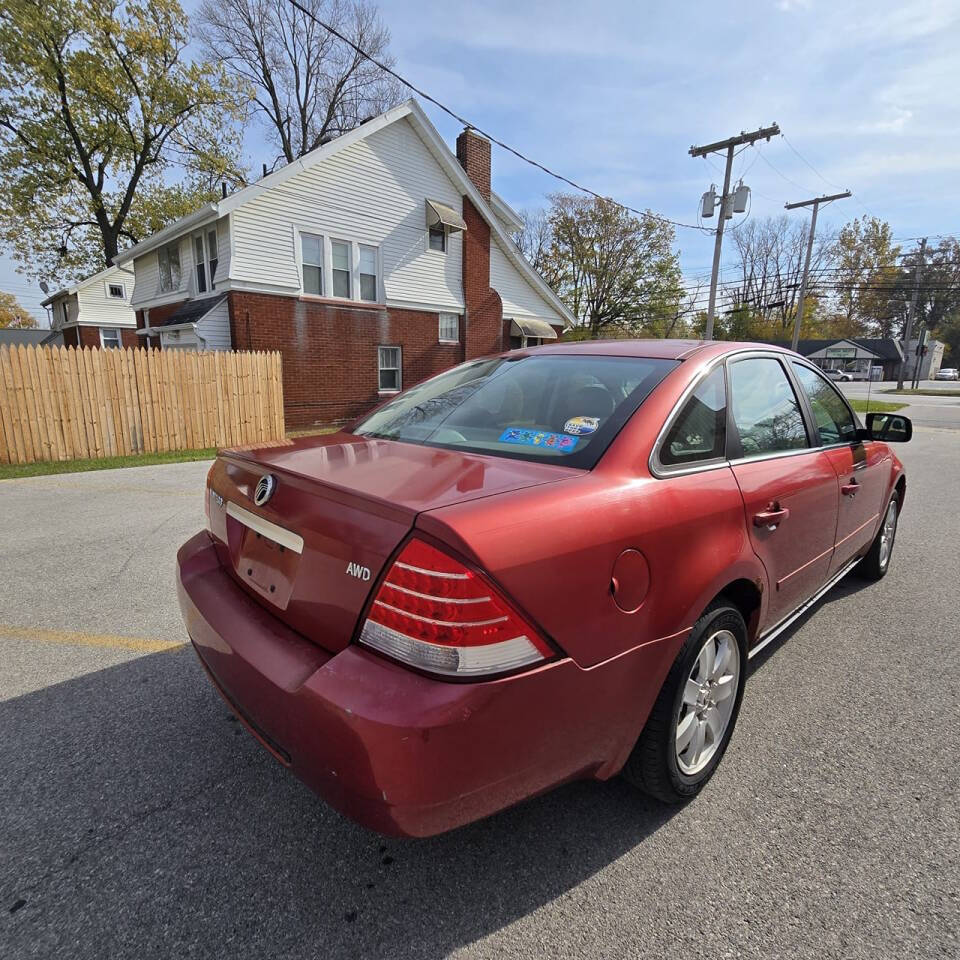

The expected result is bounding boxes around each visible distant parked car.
[935,367,959,381]
[826,369,854,382]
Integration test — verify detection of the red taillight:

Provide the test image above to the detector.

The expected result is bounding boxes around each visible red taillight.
[358,539,553,678]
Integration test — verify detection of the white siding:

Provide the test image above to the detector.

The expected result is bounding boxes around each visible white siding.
[75,266,136,327]
[49,293,79,329]
[160,329,199,350]
[215,216,230,287]
[197,298,232,351]
[131,234,193,307]
[229,117,464,310]
[490,236,563,323]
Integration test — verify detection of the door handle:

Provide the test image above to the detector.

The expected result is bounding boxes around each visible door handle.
[753,504,790,529]
[841,479,859,497]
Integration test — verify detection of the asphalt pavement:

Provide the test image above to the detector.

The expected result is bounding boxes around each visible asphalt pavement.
[1,436,958,960]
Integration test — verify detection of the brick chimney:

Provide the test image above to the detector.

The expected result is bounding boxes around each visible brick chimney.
[456,128,491,202]
[455,128,502,359]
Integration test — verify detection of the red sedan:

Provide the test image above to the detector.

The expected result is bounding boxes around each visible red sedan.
[176,340,910,836]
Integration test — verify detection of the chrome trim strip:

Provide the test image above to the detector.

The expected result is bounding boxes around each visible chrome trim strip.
[382,581,491,605]
[748,556,860,660]
[225,502,304,554]
[373,599,507,628]
[726,445,819,468]
[395,560,470,580]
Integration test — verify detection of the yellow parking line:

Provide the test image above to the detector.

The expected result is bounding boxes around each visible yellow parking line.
[0,624,185,654]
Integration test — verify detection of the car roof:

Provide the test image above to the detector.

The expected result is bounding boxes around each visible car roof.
[517,339,796,361]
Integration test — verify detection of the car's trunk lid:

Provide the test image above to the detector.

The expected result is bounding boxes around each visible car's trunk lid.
[206,433,580,653]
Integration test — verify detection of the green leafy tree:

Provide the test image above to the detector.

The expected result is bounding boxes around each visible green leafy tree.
[832,217,901,337]
[0,0,246,282]
[539,193,683,339]
[0,290,38,327]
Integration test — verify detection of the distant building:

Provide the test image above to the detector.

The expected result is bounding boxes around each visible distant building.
[903,337,944,381]
[40,264,137,349]
[771,337,945,381]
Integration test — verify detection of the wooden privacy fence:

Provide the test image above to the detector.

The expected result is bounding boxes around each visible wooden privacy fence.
[0,345,285,465]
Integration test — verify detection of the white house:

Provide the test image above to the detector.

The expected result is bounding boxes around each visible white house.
[114,98,574,425]
[41,264,137,349]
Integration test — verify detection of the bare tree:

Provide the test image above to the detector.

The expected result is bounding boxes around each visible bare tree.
[196,0,403,165]
[513,207,567,290]
[728,215,835,336]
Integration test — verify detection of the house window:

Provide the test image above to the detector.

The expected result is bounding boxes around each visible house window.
[107,282,125,299]
[207,228,218,289]
[438,312,459,343]
[194,235,207,293]
[359,244,378,302]
[429,224,446,252]
[378,346,402,393]
[100,328,122,349]
[193,229,219,294]
[301,232,323,295]
[331,240,351,298]
[61,302,69,326]
[158,241,181,292]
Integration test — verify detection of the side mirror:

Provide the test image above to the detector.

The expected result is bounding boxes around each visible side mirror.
[864,411,912,443]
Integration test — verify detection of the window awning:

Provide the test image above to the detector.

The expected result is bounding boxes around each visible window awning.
[426,199,467,233]
[510,318,559,340]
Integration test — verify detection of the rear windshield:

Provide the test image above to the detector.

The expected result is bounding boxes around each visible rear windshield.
[352,354,678,468]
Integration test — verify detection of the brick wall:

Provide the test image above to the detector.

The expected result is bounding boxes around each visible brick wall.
[135,301,188,349]
[456,129,491,202]
[228,292,464,426]
[62,326,139,349]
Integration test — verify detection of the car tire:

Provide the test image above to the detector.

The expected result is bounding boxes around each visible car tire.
[856,492,899,581]
[622,600,748,804]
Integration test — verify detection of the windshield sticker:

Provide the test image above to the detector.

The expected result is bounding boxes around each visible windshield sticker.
[563,416,600,436]
[498,428,579,452]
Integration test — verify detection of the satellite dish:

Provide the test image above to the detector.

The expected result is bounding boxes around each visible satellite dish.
[39,280,49,294]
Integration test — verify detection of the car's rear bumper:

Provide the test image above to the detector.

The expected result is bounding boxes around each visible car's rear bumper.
[176,531,683,836]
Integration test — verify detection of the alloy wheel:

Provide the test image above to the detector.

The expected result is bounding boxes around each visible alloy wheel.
[676,628,740,776]
[878,499,898,570]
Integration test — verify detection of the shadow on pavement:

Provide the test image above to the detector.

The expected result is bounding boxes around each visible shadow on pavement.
[1,645,678,960]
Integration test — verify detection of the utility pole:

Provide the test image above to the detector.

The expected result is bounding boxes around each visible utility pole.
[898,237,927,390]
[690,124,779,340]
[785,190,852,351]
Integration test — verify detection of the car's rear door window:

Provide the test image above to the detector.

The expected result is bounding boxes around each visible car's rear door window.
[791,362,858,445]
[728,357,809,457]
[658,366,727,468]
[353,354,678,469]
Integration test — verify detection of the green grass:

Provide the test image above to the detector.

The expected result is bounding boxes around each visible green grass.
[882,388,960,397]
[0,447,217,481]
[847,398,906,414]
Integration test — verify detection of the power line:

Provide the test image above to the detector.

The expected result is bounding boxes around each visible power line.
[753,146,817,196]
[283,0,711,235]
[780,134,848,193]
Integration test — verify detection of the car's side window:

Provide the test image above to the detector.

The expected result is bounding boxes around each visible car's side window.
[659,366,727,467]
[791,362,858,445]
[728,357,809,458]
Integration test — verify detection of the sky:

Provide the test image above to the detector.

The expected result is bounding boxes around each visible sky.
[6,0,960,326]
